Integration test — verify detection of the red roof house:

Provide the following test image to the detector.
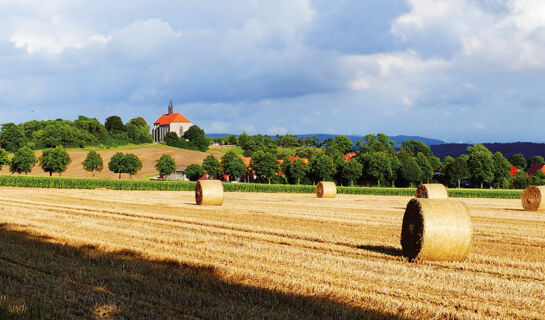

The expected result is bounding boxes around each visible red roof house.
[527,164,545,177]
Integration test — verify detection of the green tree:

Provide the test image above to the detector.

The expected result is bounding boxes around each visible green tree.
[163,132,180,146]
[281,134,300,148]
[512,171,529,189]
[335,158,363,186]
[284,159,307,184]
[185,164,205,181]
[309,154,334,183]
[104,116,125,132]
[39,146,71,176]
[126,123,152,144]
[82,150,104,176]
[358,152,392,187]
[74,116,108,141]
[529,170,545,186]
[221,151,247,181]
[415,152,433,183]
[0,123,27,152]
[183,125,209,152]
[0,148,10,170]
[509,153,527,170]
[251,151,278,183]
[128,117,148,128]
[527,156,545,169]
[9,146,37,174]
[356,133,395,154]
[124,154,142,178]
[155,154,177,179]
[335,136,354,154]
[225,135,238,145]
[447,156,470,188]
[238,132,251,149]
[202,155,221,179]
[108,152,127,179]
[467,144,495,188]
[399,157,422,187]
[492,152,511,189]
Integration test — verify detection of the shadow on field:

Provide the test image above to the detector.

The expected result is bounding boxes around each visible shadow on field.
[0,225,412,320]
[357,245,404,258]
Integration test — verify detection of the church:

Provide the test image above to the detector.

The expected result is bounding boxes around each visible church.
[152,100,193,143]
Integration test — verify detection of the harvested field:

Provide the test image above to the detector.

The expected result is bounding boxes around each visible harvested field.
[0,187,544,319]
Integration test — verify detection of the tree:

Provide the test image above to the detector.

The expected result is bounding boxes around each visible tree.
[527,156,545,169]
[509,153,527,170]
[108,152,127,179]
[284,159,307,185]
[104,116,125,132]
[225,135,238,145]
[251,151,278,183]
[0,123,27,152]
[238,132,251,149]
[126,123,152,144]
[447,156,470,188]
[281,134,299,148]
[39,146,71,176]
[82,150,104,176]
[221,151,247,181]
[467,144,494,188]
[358,152,392,187]
[124,154,142,178]
[399,157,422,187]
[9,146,37,174]
[529,170,545,186]
[335,158,363,186]
[0,148,9,170]
[335,136,354,155]
[309,154,334,183]
[492,152,511,189]
[74,116,108,141]
[185,164,205,181]
[415,152,433,183]
[512,171,529,189]
[163,132,180,146]
[202,154,221,179]
[155,154,177,179]
[183,125,209,152]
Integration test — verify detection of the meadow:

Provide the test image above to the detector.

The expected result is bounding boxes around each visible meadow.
[0,187,543,319]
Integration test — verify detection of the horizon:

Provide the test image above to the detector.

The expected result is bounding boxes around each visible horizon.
[2,1,545,143]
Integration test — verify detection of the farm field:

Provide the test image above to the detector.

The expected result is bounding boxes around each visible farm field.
[6,145,216,180]
[0,188,544,319]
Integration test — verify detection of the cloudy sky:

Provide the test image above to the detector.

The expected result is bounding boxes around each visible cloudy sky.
[1,0,545,142]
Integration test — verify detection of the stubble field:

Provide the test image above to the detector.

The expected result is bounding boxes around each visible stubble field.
[0,187,544,319]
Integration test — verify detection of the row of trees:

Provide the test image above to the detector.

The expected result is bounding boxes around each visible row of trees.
[0,115,153,153]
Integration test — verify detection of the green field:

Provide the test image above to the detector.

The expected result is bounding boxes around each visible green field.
[0,175,523,199]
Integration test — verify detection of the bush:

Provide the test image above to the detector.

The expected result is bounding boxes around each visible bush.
[185,164,205,181]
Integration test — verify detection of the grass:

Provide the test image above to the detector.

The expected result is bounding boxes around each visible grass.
[0,175,524,199]
[0,188,543,319]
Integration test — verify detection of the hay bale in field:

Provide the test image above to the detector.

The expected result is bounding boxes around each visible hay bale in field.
[521,185,545,211]
[401,198,472,261]
[316,181,336,198]
[415,184,448,199]
[195,180,224,206]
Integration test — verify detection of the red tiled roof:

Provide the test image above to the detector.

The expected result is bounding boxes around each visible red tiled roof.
[343,152,357,161]
[154,113,191,125]
[509,165,518,177]
[527,164,545,176]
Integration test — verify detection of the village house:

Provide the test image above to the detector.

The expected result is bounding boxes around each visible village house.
[152,100,193,143]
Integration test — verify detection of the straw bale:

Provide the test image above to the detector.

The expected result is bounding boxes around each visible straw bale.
[415,184,448,199]
[316,181,336,198]
[401,198,472,261]
[521,185,545,211]
[195,180,224,206]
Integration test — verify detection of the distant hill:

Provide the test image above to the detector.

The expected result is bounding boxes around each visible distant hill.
[431,142,545,160]
[207,133,445,147]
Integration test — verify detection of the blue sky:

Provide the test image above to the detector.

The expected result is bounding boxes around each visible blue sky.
[1,0,545,143]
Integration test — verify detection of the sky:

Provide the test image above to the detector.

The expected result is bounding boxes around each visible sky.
[1,0,545,143]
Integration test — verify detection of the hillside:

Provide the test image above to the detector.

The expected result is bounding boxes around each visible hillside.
[6,145,214,180]
[431,142,545,159]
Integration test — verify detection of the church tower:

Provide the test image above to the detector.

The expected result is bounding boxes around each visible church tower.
[168,99,173,115]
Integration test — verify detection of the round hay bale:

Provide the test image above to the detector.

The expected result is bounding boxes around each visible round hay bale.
[415,184,448,199]
[316,181,336,198]
[195,180,224,206]
[521,185,545,211]
[401,198,472,262]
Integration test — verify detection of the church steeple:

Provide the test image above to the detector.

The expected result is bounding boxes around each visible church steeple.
[168,99,173,115]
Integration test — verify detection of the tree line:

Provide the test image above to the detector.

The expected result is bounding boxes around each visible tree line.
[0,115,153,152]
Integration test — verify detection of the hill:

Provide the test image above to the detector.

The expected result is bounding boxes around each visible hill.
[7,145,215,180]
[431,142,545,159]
